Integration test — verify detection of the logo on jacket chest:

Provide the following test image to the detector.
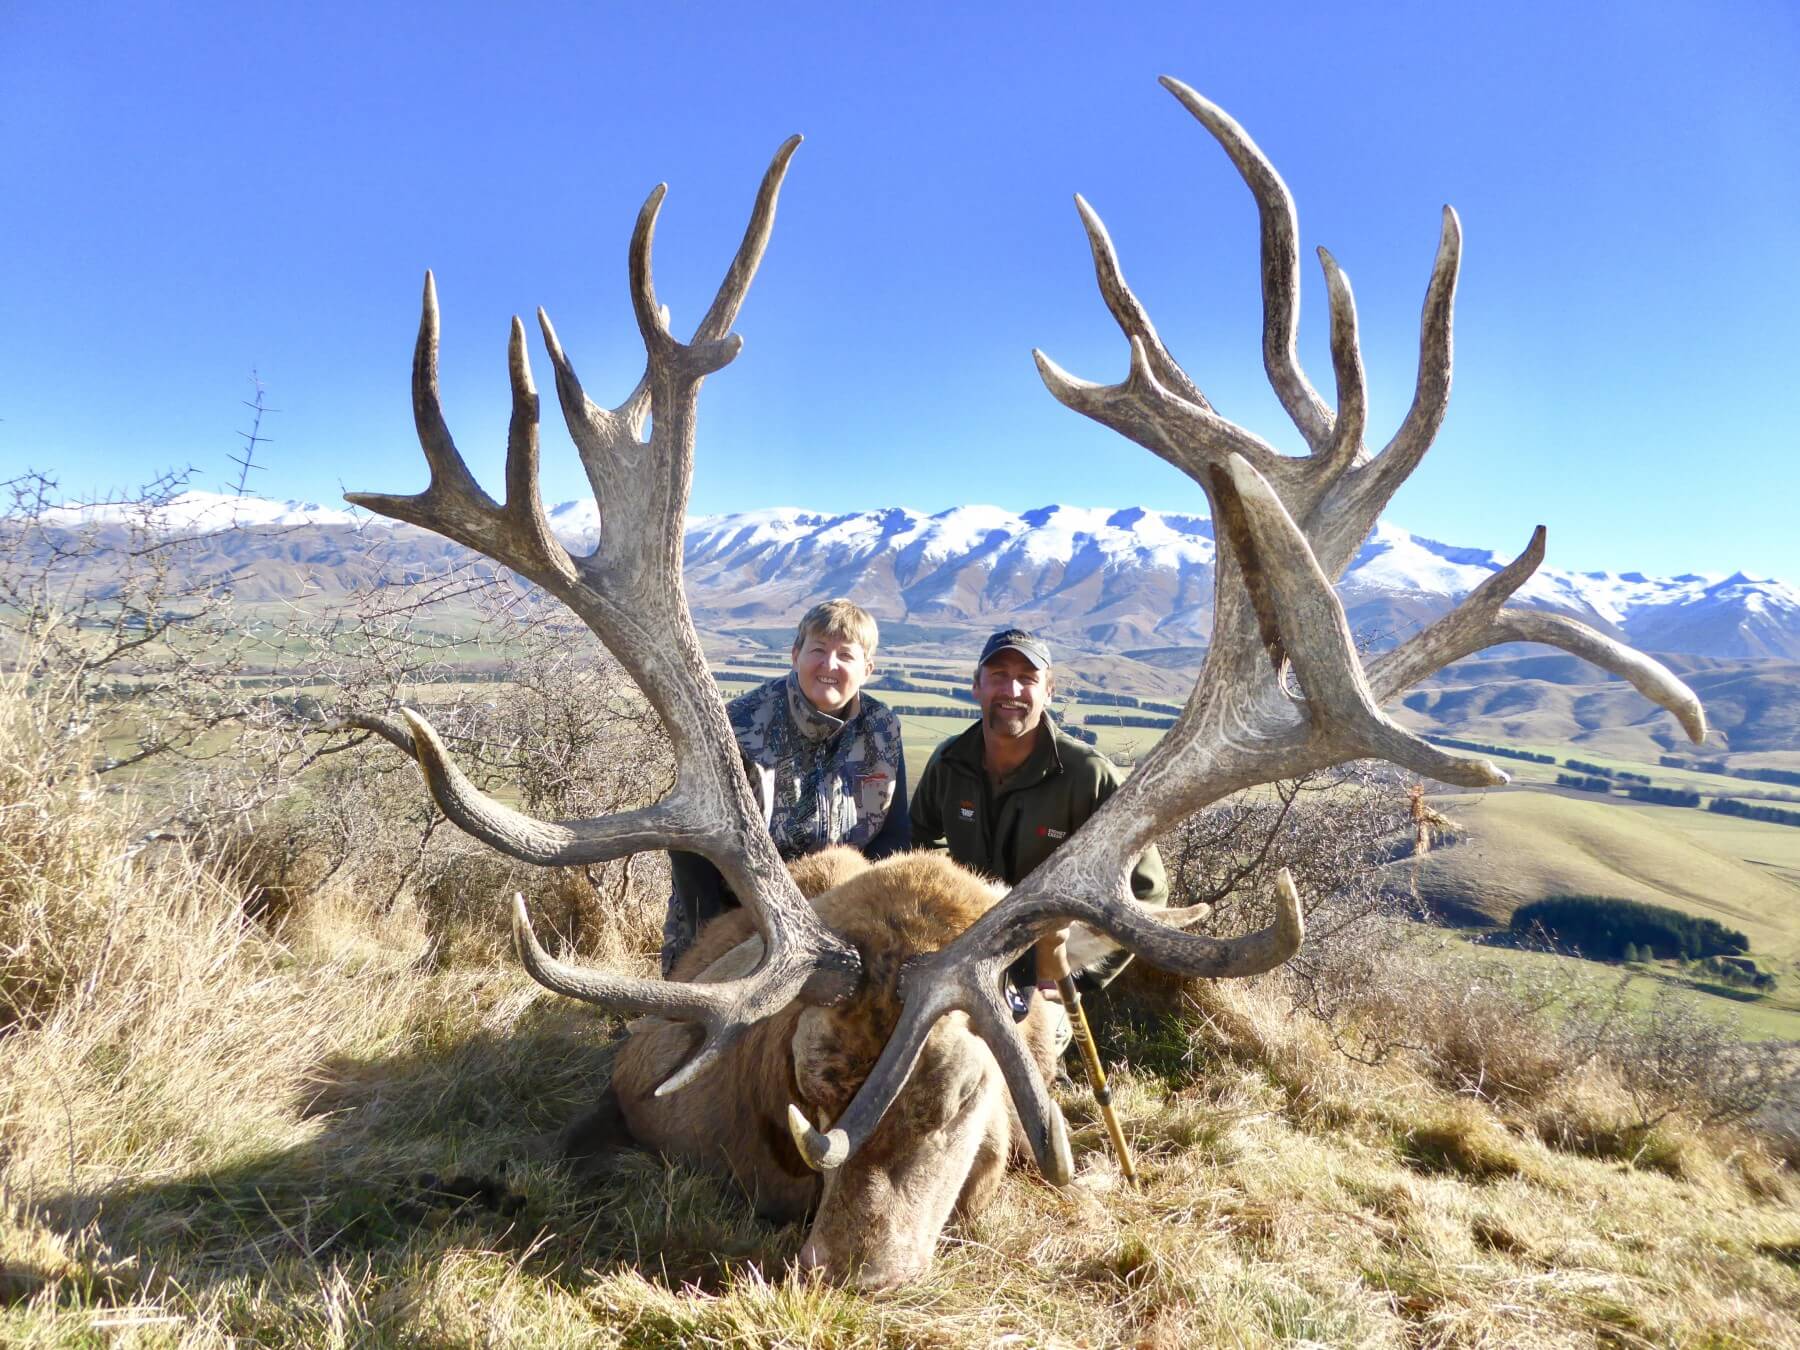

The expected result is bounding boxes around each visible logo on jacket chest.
[856,771,893,816]
[958,800,975,821]
[1035,825,1068,840]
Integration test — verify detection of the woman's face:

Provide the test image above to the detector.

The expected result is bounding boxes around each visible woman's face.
[792,628,873,715]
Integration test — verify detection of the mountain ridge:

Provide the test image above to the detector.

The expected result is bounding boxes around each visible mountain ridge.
[39,490,1800,662]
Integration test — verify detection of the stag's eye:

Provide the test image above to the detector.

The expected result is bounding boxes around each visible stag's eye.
[891,1044,990,1136]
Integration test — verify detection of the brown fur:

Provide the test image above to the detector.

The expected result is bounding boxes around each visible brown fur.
[595,847,1060,1288]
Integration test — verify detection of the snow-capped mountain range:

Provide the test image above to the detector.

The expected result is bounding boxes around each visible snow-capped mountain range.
[38,491,1800,660]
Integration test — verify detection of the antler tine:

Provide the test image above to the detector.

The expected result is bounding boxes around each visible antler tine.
[695,133,803,344]
[1366,526,1707,744]
[1309,207,1462,579]
[346,274,579,594]
[501,315,576,585]
[1366,525,1548,698]
[1216,454,1508,788]
[515,893,721,1017]
[1159,76,1333,455]
[512,895,796,1096]
[408,271,490,507]
[1072,193,1210,410]
[1032,339,1299,494]
[965,987,1075,1185]
[1316,247,1367,481]
[1468,612,1706,745]
[399,709,698,863]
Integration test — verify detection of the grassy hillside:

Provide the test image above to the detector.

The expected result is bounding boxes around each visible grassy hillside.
[1401,791,1800,958]
[5,670,1800,1346]
[7,853,1798,1345]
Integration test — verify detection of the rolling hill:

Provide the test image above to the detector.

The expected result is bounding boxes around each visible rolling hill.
[1393,790,1800,965]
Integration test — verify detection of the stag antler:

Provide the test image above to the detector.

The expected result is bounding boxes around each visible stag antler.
[344,139,861,1094]
[789,78,1707,1182]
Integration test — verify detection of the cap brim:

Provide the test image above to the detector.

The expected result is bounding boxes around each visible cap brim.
[982,642,1049,670]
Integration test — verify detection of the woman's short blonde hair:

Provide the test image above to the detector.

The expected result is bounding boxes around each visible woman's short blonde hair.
[792,598,879,657]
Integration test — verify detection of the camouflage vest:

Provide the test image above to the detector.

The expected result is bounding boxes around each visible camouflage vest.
[729,672,902,860]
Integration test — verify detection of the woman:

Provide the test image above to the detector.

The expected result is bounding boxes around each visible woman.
[661,598,909,973]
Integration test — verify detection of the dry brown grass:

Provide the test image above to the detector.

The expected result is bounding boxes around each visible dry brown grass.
[0,666,139,1032]
[3,666,1798,1346]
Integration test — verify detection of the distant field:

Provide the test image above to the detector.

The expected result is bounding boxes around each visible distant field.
[1404,789,1800,962]
[64,624,1800,1063]
[1458,938,1800,1041]
[1461,739,1800,806]
[80,625,1800,1045]
[1387,782,1800,1040]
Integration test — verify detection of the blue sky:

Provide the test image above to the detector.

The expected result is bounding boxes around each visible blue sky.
[3,1,1796,579]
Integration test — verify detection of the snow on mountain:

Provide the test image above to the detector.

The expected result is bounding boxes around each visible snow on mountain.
[32,491,1799,659]
[41,489,372,532]
[683,504,1215,572]
[668,504,1797,658]
[542,498,602,552]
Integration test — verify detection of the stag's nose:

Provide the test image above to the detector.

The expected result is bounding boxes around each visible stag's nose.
[848,1253,928,1293]
[796,1236,926,1291]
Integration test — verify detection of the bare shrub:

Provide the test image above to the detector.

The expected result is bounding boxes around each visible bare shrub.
[1293,933,1627,1104]
[379,591,674,965]
[1,461,675,973]
[0,468,263,781]
[459,590,672,963]
[478,589,675,822]
[1108,764,1412,1032]
[1600,983,1800,1130]
[192,580,675,968]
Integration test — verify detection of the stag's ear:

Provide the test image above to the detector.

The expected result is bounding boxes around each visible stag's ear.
[1062,922,1121,978]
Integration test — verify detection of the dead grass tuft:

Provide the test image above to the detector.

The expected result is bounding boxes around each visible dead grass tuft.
[1756,1237,1800,1269]
[1394,1100,1529,1182]
[1526,1090,1713,1181]
[0,665,142,1031]
[1734,1148,1797,1204]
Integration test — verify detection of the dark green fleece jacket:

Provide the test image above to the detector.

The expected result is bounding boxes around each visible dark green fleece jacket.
[910,715,1167,987]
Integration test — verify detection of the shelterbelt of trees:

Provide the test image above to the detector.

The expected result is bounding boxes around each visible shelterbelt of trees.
[1511,895,1750,962]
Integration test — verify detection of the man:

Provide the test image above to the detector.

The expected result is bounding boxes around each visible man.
[661,599,910,974]
[910,628,1167,1003]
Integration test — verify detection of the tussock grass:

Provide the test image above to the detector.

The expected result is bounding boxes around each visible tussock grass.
[0,667,143,1032]
[4,670,1799,1345]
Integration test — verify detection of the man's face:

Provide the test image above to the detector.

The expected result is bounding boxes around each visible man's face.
[973,649,1050,742]
[792,628,873,715]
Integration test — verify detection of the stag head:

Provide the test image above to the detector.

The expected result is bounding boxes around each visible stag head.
[341,79,1704,1240]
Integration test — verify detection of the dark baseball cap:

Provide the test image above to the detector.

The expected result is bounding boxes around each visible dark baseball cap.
[978,628,1051,671]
